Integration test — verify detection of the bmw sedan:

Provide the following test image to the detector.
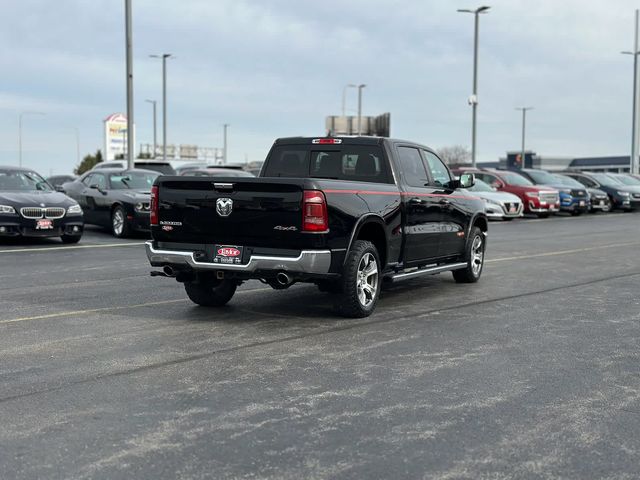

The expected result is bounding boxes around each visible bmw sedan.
[0,166,83,243]
[63,168,159,238]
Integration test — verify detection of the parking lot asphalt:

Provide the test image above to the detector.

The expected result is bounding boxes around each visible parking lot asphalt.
[1,213,639,479]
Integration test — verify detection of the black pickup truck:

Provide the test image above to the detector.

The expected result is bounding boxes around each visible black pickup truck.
[146,137,488,317]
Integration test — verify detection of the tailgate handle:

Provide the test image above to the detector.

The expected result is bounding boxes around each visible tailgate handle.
[213,182,234,190]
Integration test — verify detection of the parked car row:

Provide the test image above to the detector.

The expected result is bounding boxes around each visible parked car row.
[454,167,639,219]
[2,157,639,245]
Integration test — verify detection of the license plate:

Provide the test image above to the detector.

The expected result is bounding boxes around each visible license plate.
[599,201,604,206]
[35,219,53,230]
[579,201,585,206]
[212,245,244,265]
[509,207,516,213]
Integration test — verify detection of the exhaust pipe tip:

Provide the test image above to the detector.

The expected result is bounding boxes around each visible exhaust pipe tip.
[163,266,176,277]
[276,272,292,286]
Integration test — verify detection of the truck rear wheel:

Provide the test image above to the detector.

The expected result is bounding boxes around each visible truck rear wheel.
[335,240,381,318]
[453,227,485,284]
[184,279,237,307]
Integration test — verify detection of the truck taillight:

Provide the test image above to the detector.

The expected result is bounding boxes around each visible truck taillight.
[150,185,159,226]
[302,190,328,232]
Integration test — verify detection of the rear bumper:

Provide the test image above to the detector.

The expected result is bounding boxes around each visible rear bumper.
[146,241,332,274]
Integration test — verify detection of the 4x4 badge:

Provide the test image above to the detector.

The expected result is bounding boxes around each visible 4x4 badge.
[216,198,233,217]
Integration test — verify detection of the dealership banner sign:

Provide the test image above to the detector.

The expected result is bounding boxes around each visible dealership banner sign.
[104,113,135,161]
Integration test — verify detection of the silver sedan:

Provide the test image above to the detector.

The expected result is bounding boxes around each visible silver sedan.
[470,178,523,220]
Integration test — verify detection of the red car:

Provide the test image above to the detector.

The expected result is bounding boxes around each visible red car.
[455,168,560,217]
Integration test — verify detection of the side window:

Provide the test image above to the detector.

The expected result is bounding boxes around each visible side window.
[423,151,452,187]
[82,174,94,186]
[479,173,500,188]
[91,173,107,190]
[397,147,429,188]
[581,176,597,188]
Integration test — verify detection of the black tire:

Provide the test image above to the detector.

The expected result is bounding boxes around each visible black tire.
[334,240,381,318]
[184,279,237,307]
[111,205,131,238]
[60,234,81,244]
[453,227,485,284]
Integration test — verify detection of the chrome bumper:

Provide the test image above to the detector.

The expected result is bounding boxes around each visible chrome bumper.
[145,241,332,274]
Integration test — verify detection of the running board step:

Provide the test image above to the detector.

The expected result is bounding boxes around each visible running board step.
[388,262,468,283]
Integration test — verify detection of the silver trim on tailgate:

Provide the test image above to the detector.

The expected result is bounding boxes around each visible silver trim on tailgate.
[146,241,331,274]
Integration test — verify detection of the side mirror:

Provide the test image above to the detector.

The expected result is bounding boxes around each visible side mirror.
[55,185,65,192]
[90,184,106,194]
[459,173,475,189]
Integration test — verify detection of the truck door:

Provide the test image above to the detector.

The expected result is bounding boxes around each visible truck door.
[422,150,467,257]
[396,146,441,265]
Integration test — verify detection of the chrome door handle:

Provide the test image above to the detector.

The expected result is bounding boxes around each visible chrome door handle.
[439,198,451,205]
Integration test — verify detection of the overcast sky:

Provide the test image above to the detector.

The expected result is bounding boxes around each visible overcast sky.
[1,0,639,175]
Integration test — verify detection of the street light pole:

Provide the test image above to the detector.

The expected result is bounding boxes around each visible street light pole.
[145,99,157,158]
[516,107,533,169]
[342,84,357,117]
[622,9,640,174]
[18,111,45,167]
[357,84,366,135]
[458,5,491,168]
[223,124,229,165]
[150,53,173,161]
[124,0,135,169]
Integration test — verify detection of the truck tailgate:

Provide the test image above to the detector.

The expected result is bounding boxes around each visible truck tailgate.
[155,177,310,249]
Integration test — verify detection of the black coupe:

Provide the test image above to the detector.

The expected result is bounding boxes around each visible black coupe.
[62,168,159,238]
[0,166,84,243]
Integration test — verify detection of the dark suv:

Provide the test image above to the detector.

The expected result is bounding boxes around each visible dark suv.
[563,172,638,211]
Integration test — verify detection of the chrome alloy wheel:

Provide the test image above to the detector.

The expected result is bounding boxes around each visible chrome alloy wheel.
[356,252,379,307]
[112,209,124,236]
[471,234,484,276]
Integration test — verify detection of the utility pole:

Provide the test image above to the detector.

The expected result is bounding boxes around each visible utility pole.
[458,6,491,167]
[124,0,134,169]
[357,84,366,135]
[516,107,533,169]
[145,99,157,158]
[223,124,229,165]
[622,10,640,174]
[150,54,173,161]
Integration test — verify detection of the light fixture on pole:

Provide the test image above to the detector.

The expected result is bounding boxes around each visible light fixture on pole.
[457,5,491,167]
[621,9,640,175]
[515,107,533,169]
[18,111,46,167]
[342,84,357,117]
[150,53,173,161]
[145,99,157,158]
[124,0,134,169]
[357,84,366,135]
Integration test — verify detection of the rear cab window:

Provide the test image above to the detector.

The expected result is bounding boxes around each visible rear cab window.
[263,144,393,184]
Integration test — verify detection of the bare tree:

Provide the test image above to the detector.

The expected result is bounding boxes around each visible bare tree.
[437,145,471,165]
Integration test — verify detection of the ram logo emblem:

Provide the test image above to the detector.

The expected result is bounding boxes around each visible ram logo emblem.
[216,198,233,217]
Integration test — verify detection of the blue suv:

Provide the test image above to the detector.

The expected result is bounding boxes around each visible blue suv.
[515,168,589,215]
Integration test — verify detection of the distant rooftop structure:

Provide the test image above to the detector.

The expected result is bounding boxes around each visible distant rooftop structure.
[498,151,631,172]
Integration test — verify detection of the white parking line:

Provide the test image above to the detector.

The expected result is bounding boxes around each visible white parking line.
[0,287,272,325]
[487,241,640,263]
[0,242,146,254]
